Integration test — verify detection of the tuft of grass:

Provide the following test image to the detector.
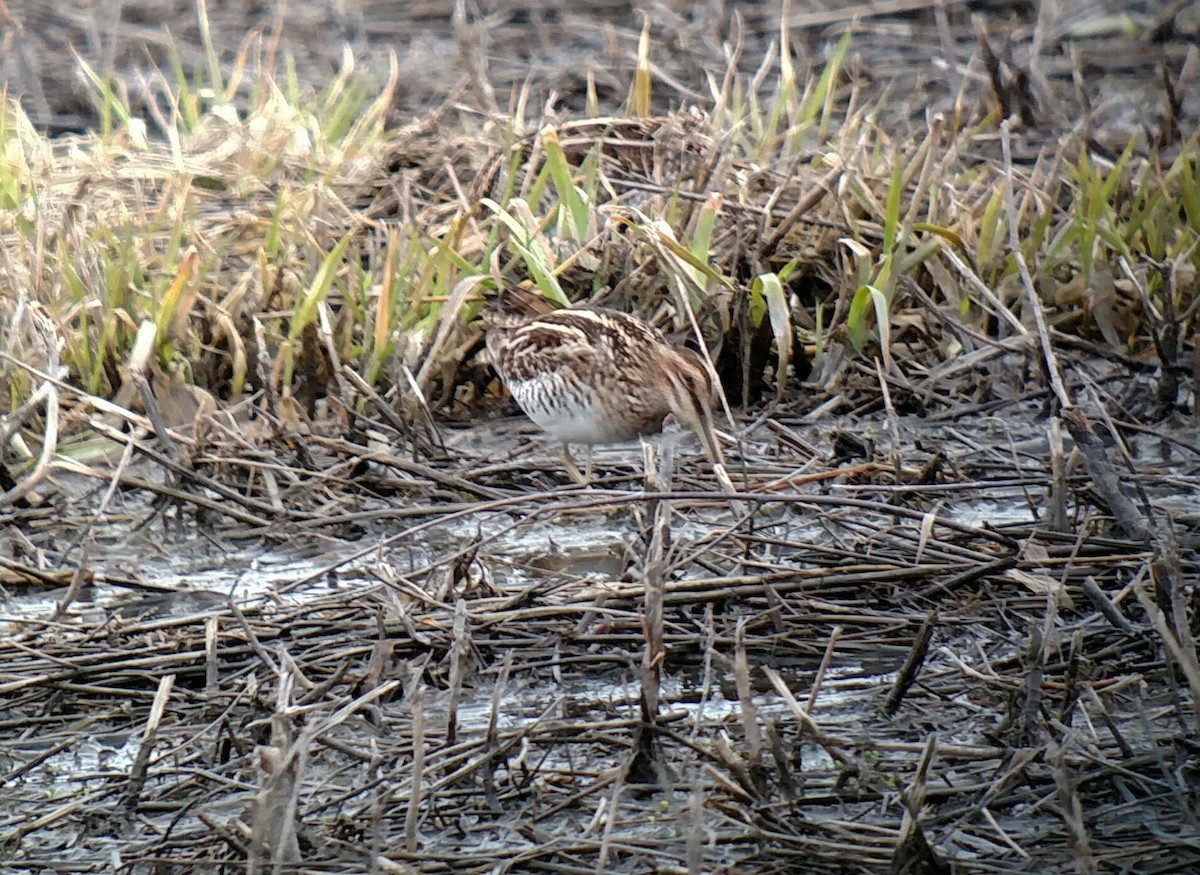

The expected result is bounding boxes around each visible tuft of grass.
[2,3,1199,457]
[483,197,570,306]
[540,126,591,242]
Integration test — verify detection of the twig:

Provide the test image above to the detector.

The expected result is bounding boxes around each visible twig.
[884,611,937,716]
[404,683,426,854]
[127,673,175,801]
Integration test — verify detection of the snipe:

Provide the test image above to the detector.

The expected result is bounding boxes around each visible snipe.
[484,306,724,483]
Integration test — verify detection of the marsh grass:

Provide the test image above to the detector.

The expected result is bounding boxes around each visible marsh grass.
[0,4,1196,480]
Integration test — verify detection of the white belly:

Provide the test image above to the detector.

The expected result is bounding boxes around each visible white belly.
[508,376,633,444]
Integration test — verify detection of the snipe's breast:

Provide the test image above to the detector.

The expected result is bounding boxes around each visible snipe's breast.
[485,306,710,449]
[506,370,668,445]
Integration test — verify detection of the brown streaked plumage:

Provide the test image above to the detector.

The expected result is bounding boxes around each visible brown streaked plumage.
[484,307,724,480]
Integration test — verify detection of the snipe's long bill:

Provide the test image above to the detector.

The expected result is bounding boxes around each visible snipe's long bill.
[484,307,724,482]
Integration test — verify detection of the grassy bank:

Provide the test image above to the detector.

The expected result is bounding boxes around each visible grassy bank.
[0,9,1196,481]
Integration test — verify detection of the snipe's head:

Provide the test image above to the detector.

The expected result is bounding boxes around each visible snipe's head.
[657,347,725,467]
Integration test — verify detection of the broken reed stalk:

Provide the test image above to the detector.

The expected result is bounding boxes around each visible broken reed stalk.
[1051,740,1096,874]
[1047,417,1067,532]
[1060,630,1083,724]
[1013,621,1045,748]
[891,734,946,875]
[251,684,304,870]
[1060,407,1152,543]
[626,487,671,787]
[1155,534,1200,682]
[763,718,797,795]
[205,615,220,699]
[884,611,936,716]
[690,604,717,744]
[404,683,425,854]
[686,779,705,875]
[640,495,670,721]
[804,623,843,713]
[54,531,92,619]
[1079,575,1135,634]
[733,618,762,766]
[446,597,470,746]
[126,673,175,802]
[763,667,854,769]
[367,736,384,873]
[124,321,182,464]
[1134,580,1200,727]
[596,776,625,874]
[480,650,514,805]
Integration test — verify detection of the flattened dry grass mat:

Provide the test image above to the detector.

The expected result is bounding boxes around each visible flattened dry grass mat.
[1,402,1198,873]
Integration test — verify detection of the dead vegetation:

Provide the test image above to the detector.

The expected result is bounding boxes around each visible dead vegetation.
[0,0,1199,872]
